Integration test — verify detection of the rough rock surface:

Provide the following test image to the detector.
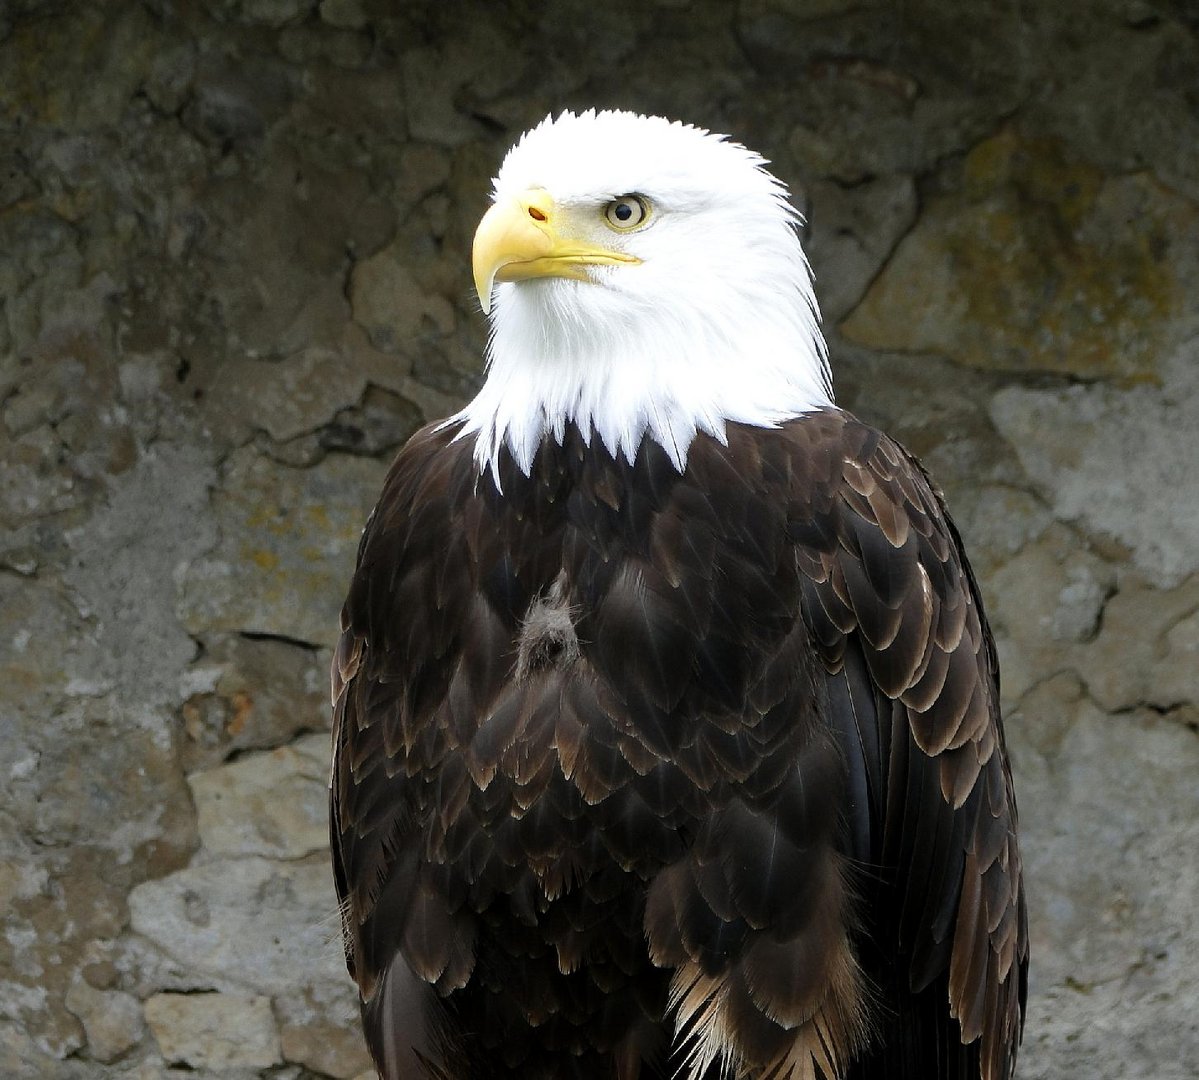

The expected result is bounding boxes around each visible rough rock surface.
[1,2,1196,1077]
[841,129,1199,381]
[144,991,282,1070]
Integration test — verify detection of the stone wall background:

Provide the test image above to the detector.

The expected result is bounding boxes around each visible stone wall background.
[2,1,1197,1077]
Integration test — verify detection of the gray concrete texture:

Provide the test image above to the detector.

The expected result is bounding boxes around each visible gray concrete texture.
[1,1,1196,1076]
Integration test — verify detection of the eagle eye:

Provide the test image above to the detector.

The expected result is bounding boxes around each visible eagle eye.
[603,194,650,231]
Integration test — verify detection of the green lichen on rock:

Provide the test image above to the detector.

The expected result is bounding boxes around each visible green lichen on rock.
[841,127,1196,381]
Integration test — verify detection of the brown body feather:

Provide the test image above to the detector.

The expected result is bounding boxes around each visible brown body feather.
[330,409,1027,1079]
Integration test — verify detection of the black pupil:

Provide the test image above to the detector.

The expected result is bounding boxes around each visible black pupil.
[615,201,633,221]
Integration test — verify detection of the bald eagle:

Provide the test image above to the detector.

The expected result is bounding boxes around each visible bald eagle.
[330,110,1027,1080]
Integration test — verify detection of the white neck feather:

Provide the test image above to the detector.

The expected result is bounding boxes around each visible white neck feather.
[452,272,832,483]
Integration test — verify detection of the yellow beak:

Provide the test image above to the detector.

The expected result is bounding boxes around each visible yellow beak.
[472,188,641,314]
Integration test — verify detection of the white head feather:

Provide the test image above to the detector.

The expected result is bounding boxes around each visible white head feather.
[450,109,833,481]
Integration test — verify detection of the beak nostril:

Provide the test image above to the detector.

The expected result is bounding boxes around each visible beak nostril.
[527,206,547,222]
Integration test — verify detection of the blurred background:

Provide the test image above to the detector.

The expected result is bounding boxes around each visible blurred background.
[1,1,1197,1077]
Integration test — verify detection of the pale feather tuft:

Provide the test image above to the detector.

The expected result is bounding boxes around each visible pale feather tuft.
[667,931,871,1080]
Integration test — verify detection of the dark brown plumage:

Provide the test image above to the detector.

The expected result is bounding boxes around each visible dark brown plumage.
[330,410,1027,1080]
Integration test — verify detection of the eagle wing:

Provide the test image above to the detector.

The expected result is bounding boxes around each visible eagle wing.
[329,423,484,1077]
[787,411,1028,1080]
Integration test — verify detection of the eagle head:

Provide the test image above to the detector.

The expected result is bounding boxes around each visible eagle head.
[453,109,832,479]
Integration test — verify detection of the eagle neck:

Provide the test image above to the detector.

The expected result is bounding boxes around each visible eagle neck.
[449,278,833,487]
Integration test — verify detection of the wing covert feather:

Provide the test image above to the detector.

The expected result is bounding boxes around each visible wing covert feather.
[784,410,1027,1080]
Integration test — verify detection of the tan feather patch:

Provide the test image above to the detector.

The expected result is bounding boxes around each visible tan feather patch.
[667,930,869,1080]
